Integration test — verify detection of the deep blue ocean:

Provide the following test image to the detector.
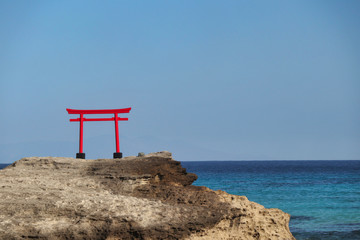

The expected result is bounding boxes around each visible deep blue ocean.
[181,161,360,240]
[1,161,359,240]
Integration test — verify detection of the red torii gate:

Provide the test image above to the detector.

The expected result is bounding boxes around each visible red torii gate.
[66,107,131,159]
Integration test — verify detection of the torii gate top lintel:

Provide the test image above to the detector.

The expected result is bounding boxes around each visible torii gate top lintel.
[66,107,131,159]
[66,108,131,115]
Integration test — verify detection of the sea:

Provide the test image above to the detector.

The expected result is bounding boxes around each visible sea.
[1,161,359,240]
[181,160,360,240]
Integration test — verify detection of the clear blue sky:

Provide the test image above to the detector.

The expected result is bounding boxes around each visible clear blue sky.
[1,1,359,162]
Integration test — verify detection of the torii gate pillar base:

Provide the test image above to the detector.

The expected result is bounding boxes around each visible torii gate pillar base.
[76,153,86,159]
[114,152,123,159]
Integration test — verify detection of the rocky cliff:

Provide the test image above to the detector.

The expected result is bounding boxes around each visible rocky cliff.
[0,151,295,240]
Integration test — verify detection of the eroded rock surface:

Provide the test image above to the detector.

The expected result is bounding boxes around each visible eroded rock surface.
[0,151,295,239]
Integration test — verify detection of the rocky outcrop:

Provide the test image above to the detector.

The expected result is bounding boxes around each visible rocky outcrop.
[0,151,295,240]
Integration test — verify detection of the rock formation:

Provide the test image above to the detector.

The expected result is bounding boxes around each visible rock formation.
[0,151,295,240]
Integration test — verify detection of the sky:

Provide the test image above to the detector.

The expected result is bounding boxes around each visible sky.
[0,0,359,162]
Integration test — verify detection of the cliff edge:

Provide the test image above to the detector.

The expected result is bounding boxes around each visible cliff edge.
[0,151,295,240]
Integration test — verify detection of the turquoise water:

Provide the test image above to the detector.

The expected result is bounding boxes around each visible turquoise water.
[181,161,360,240]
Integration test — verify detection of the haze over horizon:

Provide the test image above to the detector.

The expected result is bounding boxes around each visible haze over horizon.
[1,1,359,163]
